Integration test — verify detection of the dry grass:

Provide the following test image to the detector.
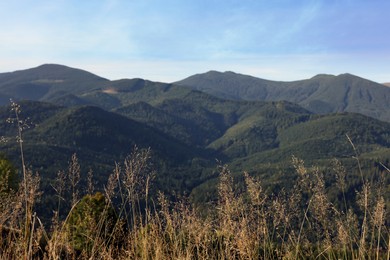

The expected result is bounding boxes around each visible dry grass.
[0,150,389,259]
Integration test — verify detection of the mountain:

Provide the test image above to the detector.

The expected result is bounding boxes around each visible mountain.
[3,64,390,122]
[0,101,216,199]
[2,64,390,167]
[175,71,390,122]
[0,64,196,109]
[1,64,390,214]
[0,64,108,105]
[0,100,205,164]
[383,83,390,87]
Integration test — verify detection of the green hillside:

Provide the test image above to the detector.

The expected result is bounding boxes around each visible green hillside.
[176,71,390,122]
[0,102,216,197]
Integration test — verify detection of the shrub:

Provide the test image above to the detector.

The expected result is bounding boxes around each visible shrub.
[65,192,117,255]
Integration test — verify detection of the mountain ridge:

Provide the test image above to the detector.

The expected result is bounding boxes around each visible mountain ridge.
[175,70,390,122]
[1,64,389,121]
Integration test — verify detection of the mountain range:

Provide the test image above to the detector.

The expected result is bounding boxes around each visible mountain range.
[2,64,390,122]
[1,64,389,211]
[175,71,390,122]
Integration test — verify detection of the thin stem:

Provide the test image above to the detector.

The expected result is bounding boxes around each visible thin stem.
[295,197,312,258]
[27,212,36,259]
[13,103,28,209]
[11,101,31,258]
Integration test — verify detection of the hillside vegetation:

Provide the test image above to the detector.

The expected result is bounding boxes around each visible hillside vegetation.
[176,71,390,122]
[0,64,389,258]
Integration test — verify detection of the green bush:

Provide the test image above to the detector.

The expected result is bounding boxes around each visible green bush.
[65,192,117,253]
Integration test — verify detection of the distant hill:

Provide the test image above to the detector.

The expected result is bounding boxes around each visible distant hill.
[2,64,390,122]
[0,64,195,109]
[383,82,390,87]
[0,64,108,105]
[175,71,390,122]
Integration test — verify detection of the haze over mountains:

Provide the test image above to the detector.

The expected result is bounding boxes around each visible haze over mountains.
[1,64,390,209]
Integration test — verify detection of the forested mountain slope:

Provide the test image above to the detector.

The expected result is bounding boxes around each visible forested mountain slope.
[1,64,390,214]
[176,71,390,122]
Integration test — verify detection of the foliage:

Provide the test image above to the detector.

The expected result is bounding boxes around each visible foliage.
[65,192,117,253]
[0,154,18,192]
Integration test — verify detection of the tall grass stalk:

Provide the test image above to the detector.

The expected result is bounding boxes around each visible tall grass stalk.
[6,100,41,259]
[1,151,389,259]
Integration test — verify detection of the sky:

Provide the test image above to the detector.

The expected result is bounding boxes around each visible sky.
[0,0,389,83]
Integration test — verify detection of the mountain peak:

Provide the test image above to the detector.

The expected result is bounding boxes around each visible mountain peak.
[0,64,110,103]
[311,74,335,79]
[33,64,107,80]
[36,63,72,69]
[204,70,224,75]
[337,73,357,77]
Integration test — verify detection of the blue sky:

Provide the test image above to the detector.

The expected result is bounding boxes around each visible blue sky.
[1,0,389,82]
